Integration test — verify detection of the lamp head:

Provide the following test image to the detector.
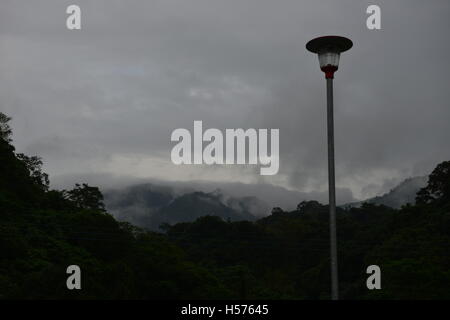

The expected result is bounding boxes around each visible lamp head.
[306,36,353,79]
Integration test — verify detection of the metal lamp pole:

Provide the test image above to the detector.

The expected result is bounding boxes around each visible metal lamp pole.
[326,75,338,300]
[306,36,353,300]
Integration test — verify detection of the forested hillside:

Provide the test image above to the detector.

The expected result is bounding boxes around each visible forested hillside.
[1,112,449,299]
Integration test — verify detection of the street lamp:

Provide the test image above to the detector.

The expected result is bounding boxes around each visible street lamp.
[306,36,353,301]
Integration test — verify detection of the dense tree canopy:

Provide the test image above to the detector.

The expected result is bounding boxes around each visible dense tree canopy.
[416,161,450,205]
[1,112,449,299]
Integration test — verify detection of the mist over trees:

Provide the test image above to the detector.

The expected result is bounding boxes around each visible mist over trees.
[1,112,449,299]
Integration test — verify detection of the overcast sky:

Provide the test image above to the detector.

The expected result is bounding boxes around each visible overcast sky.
[1,0,449,204]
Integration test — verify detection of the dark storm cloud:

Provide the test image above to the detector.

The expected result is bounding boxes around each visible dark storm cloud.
[1,0,449,203]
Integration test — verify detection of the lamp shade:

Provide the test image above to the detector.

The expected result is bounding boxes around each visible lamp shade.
[306,36,353,79]
[318,51,340,69]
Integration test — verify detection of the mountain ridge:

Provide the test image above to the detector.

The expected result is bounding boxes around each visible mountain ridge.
[104,184,260,230]
[104,176,428,230]
[342,176,427,209]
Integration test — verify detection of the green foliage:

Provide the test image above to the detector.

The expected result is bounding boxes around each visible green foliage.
[0,118,228,299]
[16,154,49,191]
[64,183,106,212]
[0,112,449,299]
[416,161,450,205]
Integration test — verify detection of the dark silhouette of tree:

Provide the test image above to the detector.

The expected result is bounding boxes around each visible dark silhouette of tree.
[416,160,450,205]
[296,200,323,213]
[0,112,12,142]
[16,154,49,191]
[271,207,284,215]
[64,183,106,211]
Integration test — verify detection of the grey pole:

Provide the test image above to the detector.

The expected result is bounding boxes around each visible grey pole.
[327,77,339,300]
[306,35,352,301]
